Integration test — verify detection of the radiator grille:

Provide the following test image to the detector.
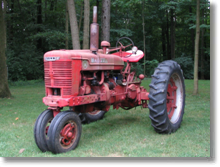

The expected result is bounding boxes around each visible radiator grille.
[53,70,72,78]
[44,61,72,95]
[53,79,72,86]
[52,61,72,69]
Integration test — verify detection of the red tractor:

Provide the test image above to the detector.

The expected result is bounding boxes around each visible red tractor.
[34,6,185,154]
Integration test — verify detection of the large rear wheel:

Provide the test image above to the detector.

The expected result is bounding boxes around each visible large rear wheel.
[148,60,185,134]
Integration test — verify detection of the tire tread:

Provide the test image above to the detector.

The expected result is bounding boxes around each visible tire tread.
[148,60,185,134]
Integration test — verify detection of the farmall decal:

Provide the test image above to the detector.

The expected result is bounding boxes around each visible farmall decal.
[91,58,108,63]
[82,58,108,69]
[45,57,60,61]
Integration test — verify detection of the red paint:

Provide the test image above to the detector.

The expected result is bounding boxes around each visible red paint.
[53,110,60,117]
[139,74,145,80]
[101,41,110,47]
[60,123,76,146]
[43,50,149,111]
[42,5,149,115]
[35,5,186,155]
[166,78,177,120]
[112,50,144,62]
[101,41,110,54]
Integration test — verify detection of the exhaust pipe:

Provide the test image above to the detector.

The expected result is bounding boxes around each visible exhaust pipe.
[90,6,99,53]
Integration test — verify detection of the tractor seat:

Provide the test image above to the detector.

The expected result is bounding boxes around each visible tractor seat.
[121,50,144,62]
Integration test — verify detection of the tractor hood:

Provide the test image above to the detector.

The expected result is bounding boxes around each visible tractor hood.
[44,49,124,71]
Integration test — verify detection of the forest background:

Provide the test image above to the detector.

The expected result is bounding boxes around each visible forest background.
[2,0,210,82]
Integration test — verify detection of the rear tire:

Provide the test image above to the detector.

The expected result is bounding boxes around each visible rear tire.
[34,109,53,152]
[47,111,82,154]
[79,110,106,124]
[148,60,185,134]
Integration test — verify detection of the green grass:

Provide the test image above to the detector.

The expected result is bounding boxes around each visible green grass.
[0,79,210,157]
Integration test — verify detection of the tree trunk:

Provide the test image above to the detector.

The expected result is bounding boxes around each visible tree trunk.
[17,0,21,12]
[50,0,54,11]
[65,1,69,49]
[8,0,14,42]
[161,22,166,60]
[67,0,80,49]
[36,0,42,50]
[78,0,83,33]
[170,8,176,59]
[166,10,171,60]
[45,0,47,21]
[83,0,90,49]
[189,6,195,56]
[142,0,146,76]
[193,0,200,95]
[96,0,100,13]
[101,0,110,42]
[0,0,12,98]
[200,7,205,79]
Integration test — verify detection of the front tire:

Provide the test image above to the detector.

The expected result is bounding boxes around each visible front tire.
[148,60,185,134]
[47,111,82,154]
[34,109,53,152]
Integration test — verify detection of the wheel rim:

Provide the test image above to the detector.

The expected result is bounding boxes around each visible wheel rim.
[59,121,77,148]
[166,73,184,124]
[88,110,101,116]
[45,118,52,137]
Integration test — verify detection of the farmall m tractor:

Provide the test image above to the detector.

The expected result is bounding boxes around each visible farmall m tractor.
[34,6,185,154]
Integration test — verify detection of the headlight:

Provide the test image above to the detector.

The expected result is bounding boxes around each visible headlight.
[132,46,138,54]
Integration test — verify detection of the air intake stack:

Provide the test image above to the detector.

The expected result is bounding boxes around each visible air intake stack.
[90,6,99,53]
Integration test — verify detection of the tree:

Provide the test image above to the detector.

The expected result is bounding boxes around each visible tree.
[36,0,42,51]
[78,0,84,33]
[3,0,210,81]
[166,9,171,60]
[101,0,110,42]
[83,0,90,49]
[170,6,176,59]
[0,0,12,98]
[142,0,146,76]
[193,0,200,95]
[65,1,69,49]
[189,6,195,56]
[67,0,80,49]
[200,6,205,79]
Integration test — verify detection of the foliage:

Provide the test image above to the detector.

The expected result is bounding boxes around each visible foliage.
[130,62,144,77]
[130,59,159,78]
[6,43,44,81]
[144,59,159,77]
[4,0,210,81]
[5,0,68,81]
[174,55,194,79]
[29,30,68,50]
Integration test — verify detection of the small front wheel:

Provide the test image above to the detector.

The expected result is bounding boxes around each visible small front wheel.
[34,109,53,152]
[148,60,185,134]
[47,111,82,154]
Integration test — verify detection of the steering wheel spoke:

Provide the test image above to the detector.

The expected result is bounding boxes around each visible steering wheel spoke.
[116,37,134,52]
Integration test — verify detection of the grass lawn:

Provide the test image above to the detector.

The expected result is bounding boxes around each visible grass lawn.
[0,79,210,157]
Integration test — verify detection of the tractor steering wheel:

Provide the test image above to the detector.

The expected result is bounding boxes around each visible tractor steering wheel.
[116,37,134,57]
